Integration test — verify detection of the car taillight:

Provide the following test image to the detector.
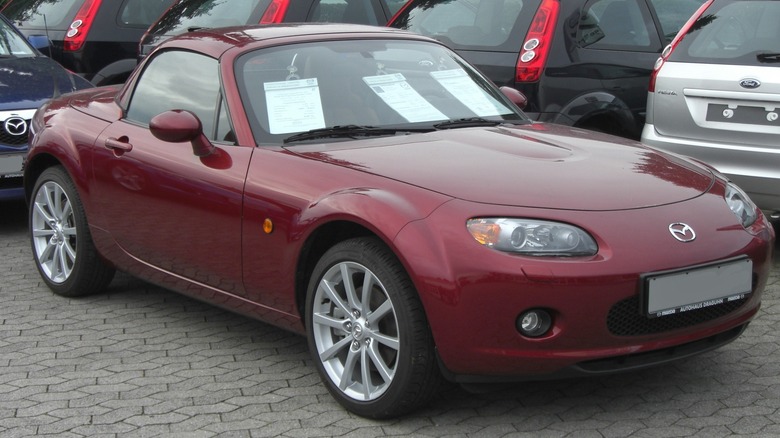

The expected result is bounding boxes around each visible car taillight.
[63,0,101,52]
[260,0,290,24]
[516,0,559,83]
[648,0,714,92]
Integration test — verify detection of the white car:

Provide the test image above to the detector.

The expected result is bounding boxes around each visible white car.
[641,0,780,220]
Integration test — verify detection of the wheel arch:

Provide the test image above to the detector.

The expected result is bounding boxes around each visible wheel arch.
[24,153,67,203]
[89,58,137,86]
[294,220,377,324]
[554,91,640,138]
[290,187,450,326]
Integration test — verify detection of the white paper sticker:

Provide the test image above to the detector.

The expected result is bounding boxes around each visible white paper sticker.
[363,73,446,123]
[431,69,503,117]
[264,78,326,134]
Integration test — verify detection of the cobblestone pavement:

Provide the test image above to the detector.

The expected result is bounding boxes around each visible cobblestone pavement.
[2,199,779,437]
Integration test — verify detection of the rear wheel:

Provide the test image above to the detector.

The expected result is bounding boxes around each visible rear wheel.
[306,237,441,418]
[30,166,115,296]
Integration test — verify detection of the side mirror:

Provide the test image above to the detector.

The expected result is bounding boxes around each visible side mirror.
[28,35,50,53]
[150,110,216,157]
[500,86,528,110]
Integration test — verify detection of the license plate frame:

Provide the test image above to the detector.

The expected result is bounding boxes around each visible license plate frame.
[641,257,752,318]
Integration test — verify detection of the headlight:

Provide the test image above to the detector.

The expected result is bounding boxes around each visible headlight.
[724,182,758,228]
[467,218,598,256]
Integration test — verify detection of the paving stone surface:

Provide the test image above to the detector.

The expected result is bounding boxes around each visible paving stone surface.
[1,199,779,437]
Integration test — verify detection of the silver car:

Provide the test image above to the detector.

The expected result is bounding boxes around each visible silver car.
[641,0,780,220]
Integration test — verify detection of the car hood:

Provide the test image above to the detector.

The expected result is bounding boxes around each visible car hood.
[287,123,715,211]
[0,56,92,111]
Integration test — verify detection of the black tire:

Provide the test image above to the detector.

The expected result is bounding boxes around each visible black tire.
[305,237,442,418]
[29,166,115,296]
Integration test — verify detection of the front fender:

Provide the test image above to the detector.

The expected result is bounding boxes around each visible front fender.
[541,91,638,138]
[25,102,109,219]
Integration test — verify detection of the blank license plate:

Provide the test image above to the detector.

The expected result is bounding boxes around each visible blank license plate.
[706,104,779,126]
[0,153,24,177]
[643,258,752,318]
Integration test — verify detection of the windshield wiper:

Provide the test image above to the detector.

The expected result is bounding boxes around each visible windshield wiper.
[757,53,780,63]
[433,117,503,129]
[283,125,430,144]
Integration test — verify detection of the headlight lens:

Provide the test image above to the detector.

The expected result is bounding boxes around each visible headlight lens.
[724,183,758,228]
[467,218,598,256]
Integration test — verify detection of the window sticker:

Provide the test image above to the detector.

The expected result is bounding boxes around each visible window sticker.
[363,73,446,123]
[264,78,326,134]
[431,69,504,117]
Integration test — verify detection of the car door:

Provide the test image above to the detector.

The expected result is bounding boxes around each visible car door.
[92,49,252,296]
[569,0,664,133]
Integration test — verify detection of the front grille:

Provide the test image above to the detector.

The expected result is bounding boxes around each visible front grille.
[607,295,748,336]
[0,119,30,146]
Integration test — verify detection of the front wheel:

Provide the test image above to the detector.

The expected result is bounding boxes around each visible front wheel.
[306,237,441,418]
[30,166,115,296]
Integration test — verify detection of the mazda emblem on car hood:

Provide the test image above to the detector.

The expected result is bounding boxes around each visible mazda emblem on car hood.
[669,223,696,242]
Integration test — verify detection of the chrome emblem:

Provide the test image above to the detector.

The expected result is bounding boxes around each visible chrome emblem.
[669,223,696,242]
[3,117,27,136]
[739,78,761,89]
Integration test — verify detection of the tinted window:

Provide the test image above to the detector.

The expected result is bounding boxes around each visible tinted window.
[390,0,540,50]
[647,0,707,44]
[671,0,780,65]
[309,0,383,25]
[578,0,654,50]
[146,0,269,35]
[127,50,224,140]
[2,0,82,29]
[119,0,178,27]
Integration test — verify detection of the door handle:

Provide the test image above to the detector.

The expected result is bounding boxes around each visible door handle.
[105,136,133,152]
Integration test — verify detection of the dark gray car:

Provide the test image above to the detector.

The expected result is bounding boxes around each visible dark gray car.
[389,0,707,139]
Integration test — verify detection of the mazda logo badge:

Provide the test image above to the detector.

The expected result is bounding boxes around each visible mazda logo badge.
[739,78,761,89]
[4,117,28,136]
[669,223,696,242]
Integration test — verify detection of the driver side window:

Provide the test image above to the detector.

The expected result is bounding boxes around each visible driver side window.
[127,50,232,143]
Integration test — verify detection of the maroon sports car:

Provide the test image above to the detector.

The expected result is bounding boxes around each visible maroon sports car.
[25,24,775,418]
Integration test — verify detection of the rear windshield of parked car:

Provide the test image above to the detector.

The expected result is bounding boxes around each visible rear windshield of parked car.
[147,0,270,35]
[670,0,780,66]
[390,0,541,51]
[2,0,82,29]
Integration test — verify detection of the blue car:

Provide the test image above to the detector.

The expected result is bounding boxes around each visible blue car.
[1,13,92,200]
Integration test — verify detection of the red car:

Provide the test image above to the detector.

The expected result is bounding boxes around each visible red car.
[25,24,775,418]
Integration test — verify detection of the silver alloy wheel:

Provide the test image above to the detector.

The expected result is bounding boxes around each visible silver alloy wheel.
[311,261,400,401]
[31,180,77,284]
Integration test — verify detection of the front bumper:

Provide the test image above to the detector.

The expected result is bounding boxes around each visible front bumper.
[393,194,774,381]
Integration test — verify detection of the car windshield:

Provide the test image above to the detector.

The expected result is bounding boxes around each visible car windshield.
[236,39,528,145]
[671,0,780,65]
[0,17,35,57]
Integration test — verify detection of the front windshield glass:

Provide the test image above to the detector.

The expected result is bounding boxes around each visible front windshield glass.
[235,39,528,145]
[0,18,35,57]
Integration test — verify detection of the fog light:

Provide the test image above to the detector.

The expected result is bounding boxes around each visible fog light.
[517,309,552,338]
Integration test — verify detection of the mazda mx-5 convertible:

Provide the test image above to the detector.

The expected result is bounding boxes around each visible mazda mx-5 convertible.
[24,24,775,418]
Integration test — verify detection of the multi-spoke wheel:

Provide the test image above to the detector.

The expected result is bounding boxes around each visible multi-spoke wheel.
[306,237,441,418]
[30,166,114,296]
